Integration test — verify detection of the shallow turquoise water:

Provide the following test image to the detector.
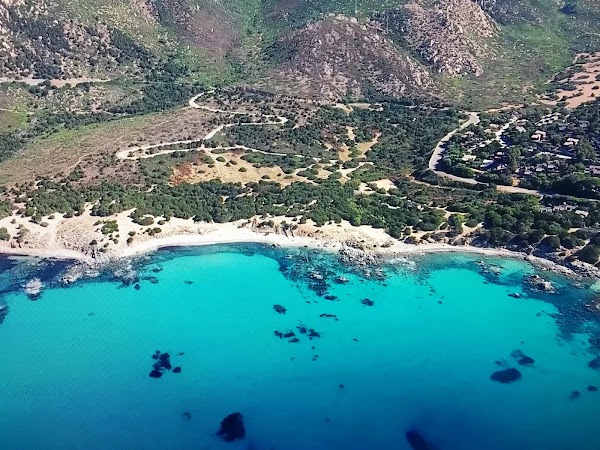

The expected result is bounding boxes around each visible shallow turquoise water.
[0,245,599,450]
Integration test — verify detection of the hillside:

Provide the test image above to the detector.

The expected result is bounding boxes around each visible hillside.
[265,14,437,100]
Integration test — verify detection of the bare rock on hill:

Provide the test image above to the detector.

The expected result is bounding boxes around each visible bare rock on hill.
[375,0,499,77]
[266,14,437,101]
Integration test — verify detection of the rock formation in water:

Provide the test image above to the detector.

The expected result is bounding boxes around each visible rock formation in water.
[406,430,433,450]
[362,298,374,307]
[217,412,245,441]
[588,356,600,371]
[149,351,177,378]
[491,368,522,383]
[24,278,43,300]
[0,304,8,324]
[273,304,287,314]
[511,350,535,366]
[569,390,581,400]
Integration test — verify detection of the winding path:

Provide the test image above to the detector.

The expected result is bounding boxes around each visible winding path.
[117,91,291,161]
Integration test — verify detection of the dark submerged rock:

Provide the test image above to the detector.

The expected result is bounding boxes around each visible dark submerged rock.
[324,295,338,301]
[273,304,287,314]
[159,353,172,370]
[569,390,581,400]
[361,298,374,307]
[182,411,192,421]
[588,356,600,371]
[283,331,295,338]
[308,330,321,338]
[217,412,245,442]
[134,284,141,291]
[173,366,182,373]
[587,385,598,392]
[511,350,535,366]
[184,280,193,285]
[289,337,300,343]
[149,369,163,378]
[491,368,522,384]
[406,430,433,450]
[0,304,8,324]
[274,331,283,338]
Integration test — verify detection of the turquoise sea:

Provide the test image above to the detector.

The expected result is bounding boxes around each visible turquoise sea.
[1,244,600,450]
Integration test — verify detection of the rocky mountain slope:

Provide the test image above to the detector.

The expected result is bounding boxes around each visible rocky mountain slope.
[1,0,600,105]
[375,0,499,77]
[266,14,437,100]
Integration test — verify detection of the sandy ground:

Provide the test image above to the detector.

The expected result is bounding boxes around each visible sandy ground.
[541,52,600,108]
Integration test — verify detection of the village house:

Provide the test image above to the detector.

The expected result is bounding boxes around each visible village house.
[531,130,547,142]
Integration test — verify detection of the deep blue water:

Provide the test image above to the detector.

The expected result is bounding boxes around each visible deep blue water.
[0,245,599,450]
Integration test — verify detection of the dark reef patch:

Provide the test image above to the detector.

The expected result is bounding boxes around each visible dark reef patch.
[273,304,286,314]
[588,356,600,371]
[0,304,8,324]
[217,412,245,442]
[406,430,433,450]
[491,368,522,383]
[148,351,180,378]
[511,350,535,366]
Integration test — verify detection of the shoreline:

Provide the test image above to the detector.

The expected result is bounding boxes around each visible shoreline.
[0,220,581,279]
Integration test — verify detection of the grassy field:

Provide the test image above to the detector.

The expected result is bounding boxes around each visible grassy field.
[0,106,216,184]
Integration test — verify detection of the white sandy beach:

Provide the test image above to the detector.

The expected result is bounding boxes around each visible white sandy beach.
[0,206,571,278]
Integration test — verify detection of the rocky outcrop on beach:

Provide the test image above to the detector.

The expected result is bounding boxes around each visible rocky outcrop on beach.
[24,278,43,300]
[338,240,384,276]
[566,260,600,279]
[525,274,556,294]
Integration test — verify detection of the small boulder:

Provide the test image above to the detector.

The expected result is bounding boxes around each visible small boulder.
[173,366,181,373]
[149,369,163,379]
